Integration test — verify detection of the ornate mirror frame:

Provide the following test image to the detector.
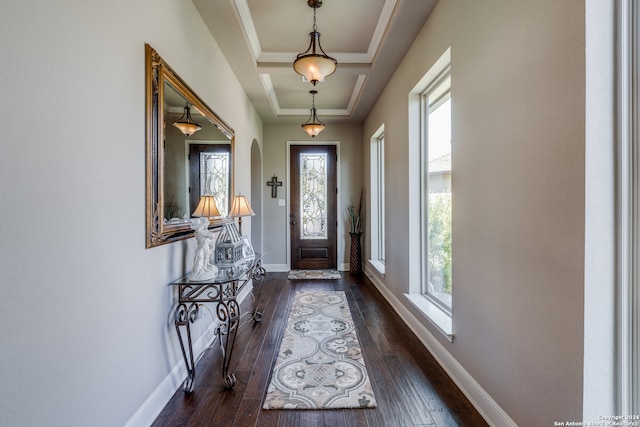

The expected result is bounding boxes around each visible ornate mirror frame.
[145,44,234,248]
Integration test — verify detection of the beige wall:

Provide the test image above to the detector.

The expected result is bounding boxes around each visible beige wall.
[262,122,363,270]
[0,0,617,425]
[363,0,586,425]
[0,1,262,425]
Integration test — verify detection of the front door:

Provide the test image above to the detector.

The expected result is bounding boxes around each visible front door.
[290,145,337,269]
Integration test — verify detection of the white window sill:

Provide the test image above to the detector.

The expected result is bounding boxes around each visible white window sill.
[405,293,454,342]
[368,259,385,275]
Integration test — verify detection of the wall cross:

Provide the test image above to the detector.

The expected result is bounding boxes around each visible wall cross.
[267,175,282,198]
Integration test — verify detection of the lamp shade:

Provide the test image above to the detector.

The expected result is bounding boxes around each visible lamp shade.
[173,121,201,137]
[302,120,325,138]
[293,32,337,85]
[192,195,221,219]
[301,89,325,137]
[293,0,337,86]
[173,105,202,137]
[229,195,255,218]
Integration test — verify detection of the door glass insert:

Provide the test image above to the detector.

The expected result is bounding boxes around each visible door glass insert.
[300,152,328,239]
[200,152,230,215]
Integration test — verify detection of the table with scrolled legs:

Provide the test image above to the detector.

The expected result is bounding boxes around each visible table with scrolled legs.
[170,254,265,393]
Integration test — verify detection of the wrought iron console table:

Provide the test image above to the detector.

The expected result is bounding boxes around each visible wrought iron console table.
[170,254,265,393]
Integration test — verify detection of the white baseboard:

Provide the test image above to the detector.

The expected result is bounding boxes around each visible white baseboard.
[124,284,254,427]
[363,268,517,427]
[263,263,289,272]
[128,271,515,427]
[264,263,350,272]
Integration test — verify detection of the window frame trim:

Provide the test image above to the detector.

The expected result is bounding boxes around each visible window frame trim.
[617,0,639,415]
[369,125,386,274]
[420,67,453,315]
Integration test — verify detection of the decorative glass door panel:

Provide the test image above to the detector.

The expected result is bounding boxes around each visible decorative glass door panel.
[300,153,328,240]
[189,144,231,217]
[200,152,230,215]
[290,145,337,269]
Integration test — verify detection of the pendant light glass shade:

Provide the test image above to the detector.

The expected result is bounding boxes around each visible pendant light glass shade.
[293,0,337,86]
[301,90,325,138]
[294,32,337,85]
[301,121,326,138]
[173,104,202,137]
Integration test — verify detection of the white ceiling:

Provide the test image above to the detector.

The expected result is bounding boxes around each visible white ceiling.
[193,0,438,124]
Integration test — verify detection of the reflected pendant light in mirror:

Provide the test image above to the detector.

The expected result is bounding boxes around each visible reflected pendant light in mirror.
[301,90,325,138]
[173,103,202,136]
[293,0,337,85]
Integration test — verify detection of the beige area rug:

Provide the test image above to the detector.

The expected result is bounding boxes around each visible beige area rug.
[263,290,377,410]
[287,270,341,280]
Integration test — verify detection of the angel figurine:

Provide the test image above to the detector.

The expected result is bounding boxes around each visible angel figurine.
[188,217,218,281]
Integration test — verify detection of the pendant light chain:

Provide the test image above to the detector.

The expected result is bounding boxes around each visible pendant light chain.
[313,7,317,32]
[294,0,335,135]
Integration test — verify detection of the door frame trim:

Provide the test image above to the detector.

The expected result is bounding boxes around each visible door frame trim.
[286,140,342,271]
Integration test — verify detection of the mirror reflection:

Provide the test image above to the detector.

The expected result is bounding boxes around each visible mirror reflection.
[163,82,232,223]
[145,44,235,248]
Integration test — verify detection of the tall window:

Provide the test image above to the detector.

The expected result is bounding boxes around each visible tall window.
[421,70,452,312]
[370,126,386,272]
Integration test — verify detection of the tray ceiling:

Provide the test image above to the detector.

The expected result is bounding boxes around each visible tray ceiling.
[194,0,438,124]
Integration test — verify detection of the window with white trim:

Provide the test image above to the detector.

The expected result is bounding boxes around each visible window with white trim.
[370,126,385,273]
[421,69,452,313]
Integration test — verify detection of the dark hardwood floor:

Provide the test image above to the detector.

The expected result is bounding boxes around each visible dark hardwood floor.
[152,272,488,427]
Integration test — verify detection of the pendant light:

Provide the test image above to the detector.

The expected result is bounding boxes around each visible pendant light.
[293,0,337,86]
[301,90,325,138]
[173,104,202,137]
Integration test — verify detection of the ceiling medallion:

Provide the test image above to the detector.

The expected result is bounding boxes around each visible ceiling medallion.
[293,0,337,86]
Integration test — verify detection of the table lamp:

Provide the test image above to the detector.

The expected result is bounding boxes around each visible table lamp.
[192,195,221,220]
[228,195,255,235]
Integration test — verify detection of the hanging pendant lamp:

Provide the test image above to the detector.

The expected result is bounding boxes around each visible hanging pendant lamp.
[293,0,337,86]
[173,104,202,137]
[301,90,325,138]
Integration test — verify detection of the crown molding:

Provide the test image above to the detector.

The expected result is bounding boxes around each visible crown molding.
[234,0,397,64]
[259,74,366,117]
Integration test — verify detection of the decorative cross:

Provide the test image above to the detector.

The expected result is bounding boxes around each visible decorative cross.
[267,175,282,198]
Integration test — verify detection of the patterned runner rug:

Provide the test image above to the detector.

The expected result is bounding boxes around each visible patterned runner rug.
[263,290,377,409]
[287,270,341,280]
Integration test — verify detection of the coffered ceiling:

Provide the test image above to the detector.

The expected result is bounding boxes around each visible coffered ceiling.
[193,0,438,124]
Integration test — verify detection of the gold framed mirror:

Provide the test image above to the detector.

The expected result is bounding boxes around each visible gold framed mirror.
[145,44,234,248]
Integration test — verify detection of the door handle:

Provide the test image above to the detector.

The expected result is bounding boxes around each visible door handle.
[290,221,297,225]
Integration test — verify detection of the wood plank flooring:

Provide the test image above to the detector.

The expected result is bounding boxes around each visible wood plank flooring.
[152,272,488,427]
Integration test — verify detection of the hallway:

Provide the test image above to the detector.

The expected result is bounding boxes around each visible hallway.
[153,272,487,426]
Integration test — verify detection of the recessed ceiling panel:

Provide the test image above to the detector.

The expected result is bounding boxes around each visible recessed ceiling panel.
[195,0,437,123]
[248,0,386,54]
[272,74,358,110]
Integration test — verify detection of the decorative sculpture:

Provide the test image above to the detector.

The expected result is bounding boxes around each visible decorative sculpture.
[189,217,219,281]
[214,222,244,266]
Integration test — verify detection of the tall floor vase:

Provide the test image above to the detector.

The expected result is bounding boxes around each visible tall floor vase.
[349,232,362,275]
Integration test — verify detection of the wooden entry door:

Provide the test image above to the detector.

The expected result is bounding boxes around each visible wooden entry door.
[290,145,337,269]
